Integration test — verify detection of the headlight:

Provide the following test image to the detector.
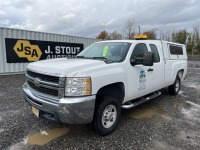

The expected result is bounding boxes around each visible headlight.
[65,77,91,96]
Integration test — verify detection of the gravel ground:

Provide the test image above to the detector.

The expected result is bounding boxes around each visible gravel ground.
[0,61,200,150]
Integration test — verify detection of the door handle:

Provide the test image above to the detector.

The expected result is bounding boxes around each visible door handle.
[148,68,154,72]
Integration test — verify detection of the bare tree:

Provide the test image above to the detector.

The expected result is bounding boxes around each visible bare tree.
[193,24,200,54]
[193,24,200,38]
[122,19,135,39]
[109,31,122,40]
[165,30,172,41]
[186,33,194,54]
[159,30,172,41]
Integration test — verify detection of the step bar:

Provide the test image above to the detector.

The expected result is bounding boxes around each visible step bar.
[121,91,161,109]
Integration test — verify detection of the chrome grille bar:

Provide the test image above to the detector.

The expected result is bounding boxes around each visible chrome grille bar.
[27,70,60,84]
[26,70,65,101]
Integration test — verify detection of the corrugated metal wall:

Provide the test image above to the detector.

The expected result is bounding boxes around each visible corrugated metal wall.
[0,27,98,74]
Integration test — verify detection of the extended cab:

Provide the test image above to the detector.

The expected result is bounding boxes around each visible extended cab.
[23,39,187,135]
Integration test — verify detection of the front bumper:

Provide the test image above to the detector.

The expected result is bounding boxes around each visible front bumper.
[23,83,96,124]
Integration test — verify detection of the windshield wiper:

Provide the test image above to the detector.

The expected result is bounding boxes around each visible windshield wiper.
[76,56,93,59]
[76,56,113,63]
[92,57,107,60]
[92,57,113,63]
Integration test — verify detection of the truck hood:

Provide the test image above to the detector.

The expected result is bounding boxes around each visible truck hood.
[27,58,106,77]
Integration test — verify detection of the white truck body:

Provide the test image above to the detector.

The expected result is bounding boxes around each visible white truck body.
[23,39,187,135]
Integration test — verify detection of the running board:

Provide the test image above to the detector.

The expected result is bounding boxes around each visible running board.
[122,91,161,109]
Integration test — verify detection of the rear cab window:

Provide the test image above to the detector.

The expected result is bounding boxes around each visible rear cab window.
[149,44,160,63]
[168,44,185,60]
[169,45,183,55]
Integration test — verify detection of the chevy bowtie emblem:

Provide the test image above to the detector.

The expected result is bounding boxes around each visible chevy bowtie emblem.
[33,78,40,87]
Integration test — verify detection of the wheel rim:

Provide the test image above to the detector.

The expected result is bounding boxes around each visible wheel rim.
[175,80,180,92]
[102,105,117,128]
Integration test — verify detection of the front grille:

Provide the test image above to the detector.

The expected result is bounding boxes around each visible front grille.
[27,70,59,84]
[27,80,59,97]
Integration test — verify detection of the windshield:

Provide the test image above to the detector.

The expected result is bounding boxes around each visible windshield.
[77,42,132,62]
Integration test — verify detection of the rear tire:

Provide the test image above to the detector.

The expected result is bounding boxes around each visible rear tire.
[92,96,121,136]
[168,75,181,95]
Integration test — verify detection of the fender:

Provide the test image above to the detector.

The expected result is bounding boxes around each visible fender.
[74,63,127,99]
[170,60,187,84]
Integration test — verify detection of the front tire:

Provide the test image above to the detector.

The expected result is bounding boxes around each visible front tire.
[92,96,121,136]
[168,75,181,95]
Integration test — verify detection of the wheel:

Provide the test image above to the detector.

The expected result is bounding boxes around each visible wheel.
[92,96,121,136]
[168,75,181,95]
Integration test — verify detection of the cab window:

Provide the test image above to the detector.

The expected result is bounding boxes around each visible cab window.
[149,44,160,63]
[131,43,148,59]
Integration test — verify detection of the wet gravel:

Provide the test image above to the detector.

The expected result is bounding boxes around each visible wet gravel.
[0,61,200,150]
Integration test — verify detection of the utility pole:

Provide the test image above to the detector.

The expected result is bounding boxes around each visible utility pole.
[138,26,141,34]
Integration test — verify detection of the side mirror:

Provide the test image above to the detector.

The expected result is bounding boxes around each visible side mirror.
[130,58,136,66]
[130,51,154,66]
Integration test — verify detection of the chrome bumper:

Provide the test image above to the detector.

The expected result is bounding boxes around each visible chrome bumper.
[23,83,96,124]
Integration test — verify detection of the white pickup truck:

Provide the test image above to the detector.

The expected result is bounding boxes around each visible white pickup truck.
[23,38,187,136]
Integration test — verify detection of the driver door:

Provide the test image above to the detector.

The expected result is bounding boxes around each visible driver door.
[126,43,152,100]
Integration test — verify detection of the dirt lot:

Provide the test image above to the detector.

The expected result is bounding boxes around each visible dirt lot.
[0,61,200,150]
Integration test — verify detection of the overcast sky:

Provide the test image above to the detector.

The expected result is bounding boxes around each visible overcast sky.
[0,0,200,38]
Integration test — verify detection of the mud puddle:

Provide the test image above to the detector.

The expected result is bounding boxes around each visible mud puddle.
[178,90,188,97]
[27,127,69,145]
[174,101,200,122]
[174,103,186,112]
[182,82,200,90]
[179,130,200,146]
[0,129,4,133]
[130,106,170,120]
